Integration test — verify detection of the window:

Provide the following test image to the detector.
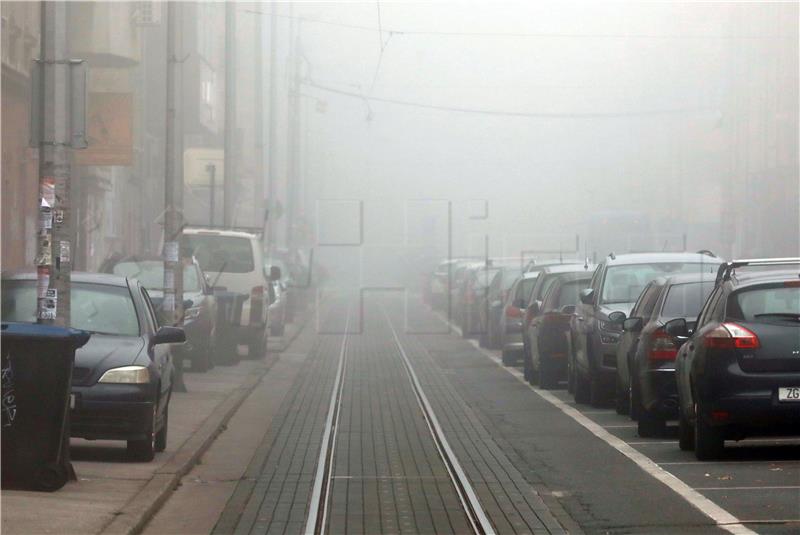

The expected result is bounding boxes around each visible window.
[728,285,800,323]
[601,263,717,305]
[182,235,255,273]
[661,281,716,319]
[112,261,202,292]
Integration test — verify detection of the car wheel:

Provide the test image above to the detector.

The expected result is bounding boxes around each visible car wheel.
[589,376,605,407]
[694,402,724,460]
[574,367,590,404]
[637,412,666,438]
[127,405,156,462]
[155,402,168,452]
[249,328,267,359]
[567,358,575,394]
[523,345,533,382]
[538,362,557,390]
[628,374,642,421]
[678,410,694,451]
[615,377,629,415]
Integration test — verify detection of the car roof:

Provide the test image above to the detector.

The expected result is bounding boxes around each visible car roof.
[729,268,800,288]
[3,270,131,287]
[521,271,541,280]
[659,273,719,286]
[538,263,595,275]
[604,252,721,266]
[184,228,259,239]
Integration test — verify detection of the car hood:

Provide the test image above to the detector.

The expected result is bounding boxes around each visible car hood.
[74,334,145,382]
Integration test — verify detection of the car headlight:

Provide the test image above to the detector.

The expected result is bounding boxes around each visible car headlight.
[184,306,201,321]
[98,366,150,384]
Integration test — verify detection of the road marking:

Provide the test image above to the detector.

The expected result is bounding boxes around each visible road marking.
[661,460,800,466]
[383,306,496,535]
[627,441,678,445]
[696,485,800,491]
[602,424,638,428]
[304,309,351,535]
[434,311,758,535]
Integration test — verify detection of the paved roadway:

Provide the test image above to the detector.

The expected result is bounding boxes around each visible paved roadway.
[150,292,799,534]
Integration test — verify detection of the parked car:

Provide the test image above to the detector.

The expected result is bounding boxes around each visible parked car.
[103,256,217,372]
[500,272,540,365]
[674,258,800,459]
[182,228,270,359]
[612,274,717,436]
[480,265,525,349]
[1,272,183,461]
[523,264,593,384]
[449,261,480,324]
[571,252,721,406]
[430,259,460,310]
[461,264,500,337]
[528,270,593,388]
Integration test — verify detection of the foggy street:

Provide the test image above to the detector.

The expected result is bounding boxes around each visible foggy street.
[2,1,799,534]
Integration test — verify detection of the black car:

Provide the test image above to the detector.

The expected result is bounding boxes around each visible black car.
[673,259,800,460]
[612,274,716,436]
[1,272,184,461]
[528,270,592,389]
[500,272,539,365]
[105,257,218,372]
[523,264,592,384]
[571,252,721,406]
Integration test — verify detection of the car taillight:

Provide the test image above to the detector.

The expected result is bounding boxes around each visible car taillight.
[648,329,678,361]
[703,322,760,350]
[505,305,522,318]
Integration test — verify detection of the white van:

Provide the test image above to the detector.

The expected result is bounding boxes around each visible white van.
[181,228,270,358]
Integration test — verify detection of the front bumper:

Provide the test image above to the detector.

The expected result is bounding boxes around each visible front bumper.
[70,383,155,441]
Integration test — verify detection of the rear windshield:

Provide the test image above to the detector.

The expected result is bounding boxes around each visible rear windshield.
[183,234,255,274]
[661,281,716,318]
[728,284,800,323]
[601,262,717,304]
[111,261,201,292]
[1,281,140,336]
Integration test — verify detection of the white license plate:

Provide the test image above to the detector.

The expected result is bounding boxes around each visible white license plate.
[69,394,76,409]
[778,387,800,402]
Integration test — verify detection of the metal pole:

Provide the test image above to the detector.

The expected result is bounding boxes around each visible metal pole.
[207,163,216,226]
[285,14,300,251]
[36,2,71,327]
[223,1,237,228]
[266,1,278,252]
[254,5,264,232]
[164,1,185,391]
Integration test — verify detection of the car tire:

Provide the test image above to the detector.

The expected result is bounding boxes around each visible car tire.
[615,377,629,415]
[523,345,533,382]
[127,405,156,462]
[574,368,590,404]
[249,328,267,359]
[589,376,605,407]
[678,410,694,451]
[155,403,168,452]
[501,349,516,366]
[567,358,575,394]
[628,373,642,421]
[637,412,666,438]
[538,362,557,390]
[694,402,724,460]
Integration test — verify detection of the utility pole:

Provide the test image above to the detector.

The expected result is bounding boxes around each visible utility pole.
[285,13,301,251]
[163,1,185,390]
[266,1,278,251]
[254,5,264,232]
[223,1,237,228]
[34,2,85,326]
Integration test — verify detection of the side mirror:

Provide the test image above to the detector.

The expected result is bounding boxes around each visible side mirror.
[152,326,186,345]
[608,311,627,324]
[664,318,689,338]
[560,304,576,315]
[579,288,595,305]
[270,265,282,281]
[623,317,643,332]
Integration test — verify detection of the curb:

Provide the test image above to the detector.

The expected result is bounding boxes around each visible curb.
[100,314,311,535]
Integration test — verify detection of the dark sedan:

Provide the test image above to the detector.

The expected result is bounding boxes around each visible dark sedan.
[1,272,184,461]
[612,274,716,436]
[674,260,800,459]
[106,257,217,372]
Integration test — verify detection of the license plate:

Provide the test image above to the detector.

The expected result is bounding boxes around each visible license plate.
[69,394,76,409]
[778,387,800,402]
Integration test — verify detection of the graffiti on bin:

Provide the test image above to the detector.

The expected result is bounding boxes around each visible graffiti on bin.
[1,353,17,427]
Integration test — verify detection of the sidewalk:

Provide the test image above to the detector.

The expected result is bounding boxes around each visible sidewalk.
[1,320,306,535]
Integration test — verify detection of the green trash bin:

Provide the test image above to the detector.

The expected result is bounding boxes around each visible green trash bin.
[1,322,90,491]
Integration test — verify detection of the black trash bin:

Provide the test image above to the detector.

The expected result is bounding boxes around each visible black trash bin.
[1,322,90,491]
[213,291,247,365]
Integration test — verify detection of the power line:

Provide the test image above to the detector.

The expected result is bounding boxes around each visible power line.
[304,79,714,119]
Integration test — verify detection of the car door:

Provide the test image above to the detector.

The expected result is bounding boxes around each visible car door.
[141,286,172,403]
[576,263,604,372]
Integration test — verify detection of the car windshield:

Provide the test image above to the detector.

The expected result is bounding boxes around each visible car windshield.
[111,261,201,292]
[1,281,140,336]
[601,263,717,304]
[556,279,589,309]
[661,281,716,318]
[728,285,800,322]
[182,234,254,273]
